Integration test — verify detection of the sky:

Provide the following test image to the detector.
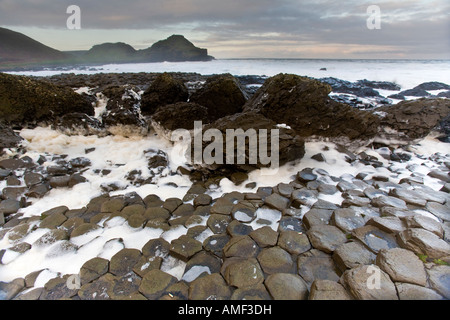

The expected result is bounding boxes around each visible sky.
[0,0,449,59]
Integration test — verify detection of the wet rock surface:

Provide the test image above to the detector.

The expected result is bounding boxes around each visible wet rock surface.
[0,72,449,301]
[2,151,449,300]
[0,73,94,126]
[1,129,449,301]
[2,160,449,299]
[243,74,381,144]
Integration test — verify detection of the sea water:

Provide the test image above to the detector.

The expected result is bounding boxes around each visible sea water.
[7,59,450,90]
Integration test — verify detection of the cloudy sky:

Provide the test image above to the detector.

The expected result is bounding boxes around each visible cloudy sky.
[1,0,449,59]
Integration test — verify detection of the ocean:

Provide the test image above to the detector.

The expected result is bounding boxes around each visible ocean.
[7,58,450,91]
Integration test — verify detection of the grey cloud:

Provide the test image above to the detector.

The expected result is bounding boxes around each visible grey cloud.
[0,0,448,58]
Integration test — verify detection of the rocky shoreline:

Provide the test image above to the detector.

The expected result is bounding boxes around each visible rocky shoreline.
[0,71,449,300]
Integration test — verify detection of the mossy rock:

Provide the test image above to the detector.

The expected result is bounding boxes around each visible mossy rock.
[0,73,93,125]
[243,73,380,140]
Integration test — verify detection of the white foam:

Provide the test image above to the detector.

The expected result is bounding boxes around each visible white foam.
[17,126,192,217]
[247,208,282,231]
[160,255,186,280]
[181,265,211,282]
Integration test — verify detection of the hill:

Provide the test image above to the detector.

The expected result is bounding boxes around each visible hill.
[0,28,214,70]
[139,35,214,62]
[0,27,72,68]
[83,42,138,63]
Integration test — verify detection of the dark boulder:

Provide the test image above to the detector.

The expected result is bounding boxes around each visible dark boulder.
[102,85,141,111]
[0,123,23,149]
[102,108,147,134]
[53,113,104,136]
[436,113,450,142]
[190,111,305,173]
[398,88,430,97]
[437,91,450,98]
[414,82,450,91]
[243,74,380,142]
[387,93,406,100]
[0,73,93,125]
[378,98,450,142]
[321,77,381,97]
[190,74,249,121]
[356,79,401,91]
[150,102,210,136]
[141,73,189,115]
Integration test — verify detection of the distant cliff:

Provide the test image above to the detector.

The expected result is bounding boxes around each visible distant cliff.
[139,35,214,62]
[82,35,213,63]
[0,27,73,68]
[83,42,138,64]
[0,28,214,70]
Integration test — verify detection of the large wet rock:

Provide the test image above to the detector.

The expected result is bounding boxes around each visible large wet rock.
[0,278,25,300]
[139,269,178,300]
[78,273,115,300]
[243,73,380,144]
[378,98,450,143]
[222,257,264,288]
[277,230,311,255]
[223,235,259,258]
[425,202,450,222]
[306,224,347,253]
[40,275,80,300]
[320,77,381,98]
[395,282,445,300]
[366,216,405,234]
[192,111,305,173]
[80,257,110,285]
[257,246,295,274]
[297,249,340,286]
[169,235,202,262]
[188,273,232,300]
[342,265,398,300]
[352,225,398,254]
[0,73,93,125]
[109,248,142,276]
[332,208,366,233]
[332,241,376,273]
[426,264,450,299]
[141,73,189,115]
[264,193,290,211]
[102,108,147,135]
[150,102,210,137]
[249,226,278,248]
[102,85,141,112]
[190,74,249,121]
[397,228,450,259]
[0,123,23,150]
[265,273,309,300]
[402,215,444,238]
[376,248,427,286]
